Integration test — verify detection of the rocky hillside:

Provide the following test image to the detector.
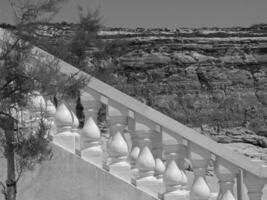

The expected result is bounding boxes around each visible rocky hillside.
[9,23,267,147]
[100,27,267,138]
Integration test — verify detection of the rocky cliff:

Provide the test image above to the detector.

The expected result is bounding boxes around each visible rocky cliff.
[101,28,267,139]
[10,23,267,146]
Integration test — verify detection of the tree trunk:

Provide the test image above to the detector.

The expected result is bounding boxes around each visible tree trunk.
[3,120,16,200]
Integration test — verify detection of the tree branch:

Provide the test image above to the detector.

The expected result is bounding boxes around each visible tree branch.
[0,38,20,61]
[1,87,21,100]
[15,159,24,183]
[0,111,18,124]
[0,77,17,92]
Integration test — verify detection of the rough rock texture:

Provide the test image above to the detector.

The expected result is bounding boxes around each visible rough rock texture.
[106,30,267,138]
[194,126,267,148]
[17,24,267,140]
[223,143,267,161]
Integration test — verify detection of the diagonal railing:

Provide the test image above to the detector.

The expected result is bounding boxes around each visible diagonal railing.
[44,47,267,200]
[1,27,267,200]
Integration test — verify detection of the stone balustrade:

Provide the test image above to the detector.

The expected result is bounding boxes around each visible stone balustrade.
[16,44,267,200]
[46,88,267,200]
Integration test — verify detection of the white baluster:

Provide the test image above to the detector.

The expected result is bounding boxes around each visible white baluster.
[104,100,131,182]
[163,159,189,200]
[130,146,140,179]
[80,90,103,166]
[220,190,235,200]
[106,100,128,152]
[107,131,128,162]
[215,157,238,200]
[189,144,211,200]
[177,144,188,191]
[128,113,157,172]
[132,114,160,154]
[80,89,100,122]
[54,103,73,130]
[81,117,102,167]
[162,144,189,200]
[128,113,163,196]
[106,131,130,182]
[244,172,266,200]
[236,170,244,200]
[71,111,81,155]
[53,103,76,153]
[129,130,152,174]
[130,146,141,167]
[135,145,155,177]
[155,158,166,179]
[45,100,56,136]
[155,158,166,196]
[130,130,152,151]
[107,101,128,134]
[164,144,179,164]
[132,146,160,197]
[106,103,129,160]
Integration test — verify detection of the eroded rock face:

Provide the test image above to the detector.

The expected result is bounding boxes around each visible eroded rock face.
[109,32,267,136]
[223,143,267,160]
[19,24,267,137]
[196,126,267,148]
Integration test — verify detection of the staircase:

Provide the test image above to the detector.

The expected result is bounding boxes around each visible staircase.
[1,28,267,200]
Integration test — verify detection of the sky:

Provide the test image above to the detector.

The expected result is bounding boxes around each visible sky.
[0,0,267,28]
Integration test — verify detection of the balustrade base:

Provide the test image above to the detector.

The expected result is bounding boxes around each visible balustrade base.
[157,178,165,194]
[132,176,163,197]
[53,132,76,154]
[190,192,218,200]
[103,161,131,182]
[81,146,103,167]
[159,190,189,200]
[208,192,218,200]
[74,133,81,153]
[130,167,139,180]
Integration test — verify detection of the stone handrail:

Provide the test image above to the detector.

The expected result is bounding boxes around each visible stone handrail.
[54,51,267,177]
[1,28,266,199]
[34,45,267,200]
